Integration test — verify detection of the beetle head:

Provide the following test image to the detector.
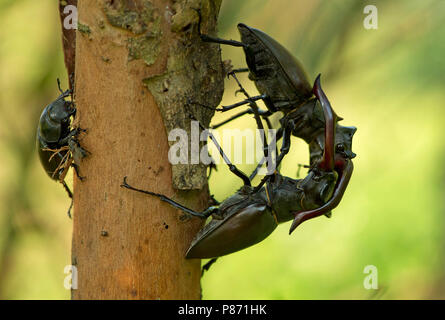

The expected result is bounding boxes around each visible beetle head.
[299,168,337,207]
[38,89,75,143]
[310,76,356,167]
[48,97,75,124]
[309,125,357,167]
[334,125,357,161]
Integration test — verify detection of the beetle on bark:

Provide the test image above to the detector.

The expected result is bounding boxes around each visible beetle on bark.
[121,76,354,260]
[36,79,88,218]
[195,15,357,188]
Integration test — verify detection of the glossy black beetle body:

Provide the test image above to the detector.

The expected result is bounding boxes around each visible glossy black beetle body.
[199,19,357,195]
[184,169,337,258]
[242,74,357,231]
[121,76,349,260]
[196,9,313,116]
[197,14,348,160]
[237,23,313,113]
[37,89,74,179]
[36,80,87,217]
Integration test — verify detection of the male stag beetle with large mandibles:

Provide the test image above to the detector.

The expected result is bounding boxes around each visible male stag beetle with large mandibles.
[36,78,88,218]
[121,75,355,263]
[194,9,356,184]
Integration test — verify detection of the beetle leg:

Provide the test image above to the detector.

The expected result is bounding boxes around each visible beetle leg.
[187,113,252,186]
[61,180,73,198]
[47,147,71,180]
[201,258,218,277]
[204,128,251,186]
[207,158,217,179]
[211,109,251,129]
[43,146,69,163]
[253,121,295,192]
[229,72,271,166]
[189,96,268,114]
[211,108,271,130]
[121,177,218,219]
[291,114,310,134]
[61,180,73,219]
[194,8,245,48]
[200,34,245,47]
[274,120,295,169]
[217,94,267,112]
[71,163,85,181]
[249,127,283,181]
[296,163,311,178]
[208,194,220,206]
[227,68,249,79]
[66,199,74,219]
[249,156,266,181]
[58,128,80,145]
[68,137,89,164]
[57,156,73,182]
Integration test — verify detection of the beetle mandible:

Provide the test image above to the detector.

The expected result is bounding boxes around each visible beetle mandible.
[193,11,352,180]
[121,76,349,260]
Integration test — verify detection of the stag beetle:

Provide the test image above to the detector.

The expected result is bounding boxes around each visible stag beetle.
[121,76,353,261]
[196,9,311,116]
[195,10,352,173]
[247,94,357,182]
[197,16,358,184]
[36,79,88,218]
[244,74,356,228]
[288,75,355,233]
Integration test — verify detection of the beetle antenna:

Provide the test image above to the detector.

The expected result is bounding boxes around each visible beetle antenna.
[57,78,63,94]
[55,78,72,100]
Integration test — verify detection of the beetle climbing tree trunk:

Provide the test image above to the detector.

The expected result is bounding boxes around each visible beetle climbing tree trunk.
[63,0,224,299]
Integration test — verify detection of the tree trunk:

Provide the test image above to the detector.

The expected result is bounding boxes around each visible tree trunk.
[68,0,223,299]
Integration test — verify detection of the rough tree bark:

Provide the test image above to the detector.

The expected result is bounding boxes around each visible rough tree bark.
[62,0,224,299]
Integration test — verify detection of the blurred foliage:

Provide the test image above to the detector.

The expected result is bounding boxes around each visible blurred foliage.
[0,0,444,299]
[0,0,73,299]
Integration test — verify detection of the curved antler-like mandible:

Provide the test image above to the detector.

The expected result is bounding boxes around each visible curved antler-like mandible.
[289,160,353,234]
[289,74,353,234]
[313,74,335,172]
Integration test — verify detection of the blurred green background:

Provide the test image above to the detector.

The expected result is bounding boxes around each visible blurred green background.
[0,0,444,299]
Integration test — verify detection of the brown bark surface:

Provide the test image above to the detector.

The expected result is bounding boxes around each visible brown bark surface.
[59,0,77,81]
[70,0,223,299]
